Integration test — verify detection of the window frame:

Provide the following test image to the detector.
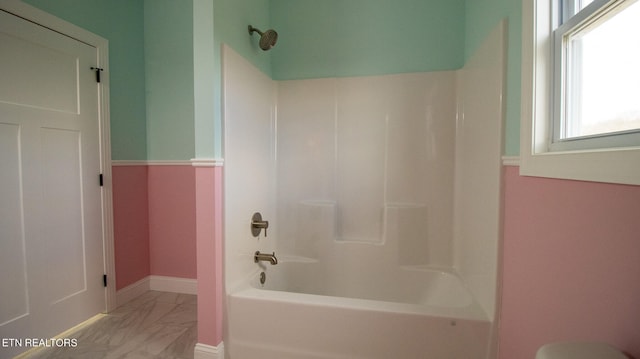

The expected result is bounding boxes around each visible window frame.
[551,0,640,152]
[520,0,640,185]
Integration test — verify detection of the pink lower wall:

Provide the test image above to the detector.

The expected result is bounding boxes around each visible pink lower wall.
[113,165,198,291]
[499,166,640,359]
[195,166,224,346]
[147,165,197,279]
[113,164,220,346]
[112,166,151,290]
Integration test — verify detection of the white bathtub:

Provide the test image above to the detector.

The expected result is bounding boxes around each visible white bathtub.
[227,260,492,359]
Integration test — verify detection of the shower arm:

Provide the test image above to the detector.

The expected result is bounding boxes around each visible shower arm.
[248,25,263,36]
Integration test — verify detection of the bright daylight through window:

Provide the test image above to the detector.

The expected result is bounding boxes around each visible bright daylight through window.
[552,0,640,150]
[520,0,640,185]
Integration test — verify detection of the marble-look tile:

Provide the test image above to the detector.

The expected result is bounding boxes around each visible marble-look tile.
[22,291,197,359]
[103,323,188,358]
[158,304,197,328]
[155,292,197,306]
[112,291,166,311]
[161,323,198,358]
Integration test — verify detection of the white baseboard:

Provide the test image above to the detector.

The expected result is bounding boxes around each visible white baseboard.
[149,275,197,294]
[194,342,224,359]
[116,275,197,307]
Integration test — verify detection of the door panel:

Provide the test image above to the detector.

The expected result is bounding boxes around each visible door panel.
[0,9,105,357]
[0,21,79,113]
[41,128,86,303]
[0,123,29,327]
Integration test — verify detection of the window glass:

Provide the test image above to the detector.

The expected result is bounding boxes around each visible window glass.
[563,0,640,138]
[562,0,596,22]
[576,0,595,12]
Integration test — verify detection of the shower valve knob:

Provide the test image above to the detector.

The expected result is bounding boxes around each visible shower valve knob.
[251,212,269,237]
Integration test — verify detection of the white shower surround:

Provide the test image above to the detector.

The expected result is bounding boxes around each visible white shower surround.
[223,20,505,359]
[276,71,456,267]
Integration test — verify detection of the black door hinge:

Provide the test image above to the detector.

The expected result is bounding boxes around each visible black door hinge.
[99,173,104,187]
[91,67,104,83]
[103,274,107,287]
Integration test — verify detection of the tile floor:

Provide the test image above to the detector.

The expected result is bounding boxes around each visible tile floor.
[23,291,197,359]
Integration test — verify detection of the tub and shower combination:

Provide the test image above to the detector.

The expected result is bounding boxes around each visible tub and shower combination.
[223,21,505,359]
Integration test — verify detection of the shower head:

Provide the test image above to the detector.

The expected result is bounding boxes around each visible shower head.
[248,25,278,51]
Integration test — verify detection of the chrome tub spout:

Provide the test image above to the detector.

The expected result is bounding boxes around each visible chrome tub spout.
[254,251,278,265]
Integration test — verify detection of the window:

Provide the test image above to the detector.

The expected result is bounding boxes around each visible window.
[520,0,640,185]
[552,0,640,151]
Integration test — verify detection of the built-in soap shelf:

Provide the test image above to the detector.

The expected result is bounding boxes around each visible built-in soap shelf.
[294,200,430,264]
[296,201,428,241]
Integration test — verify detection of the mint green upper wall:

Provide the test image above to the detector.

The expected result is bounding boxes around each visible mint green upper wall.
[270,0,465,80]
[23,0,148,161]
[144,0,195,161]
[465,0,522,156]
[194,0,216,159]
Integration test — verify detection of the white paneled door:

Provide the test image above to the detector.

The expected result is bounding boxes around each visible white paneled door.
[0,9,105,357]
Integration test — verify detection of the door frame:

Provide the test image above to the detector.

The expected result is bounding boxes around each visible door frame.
[1,0,116,312]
